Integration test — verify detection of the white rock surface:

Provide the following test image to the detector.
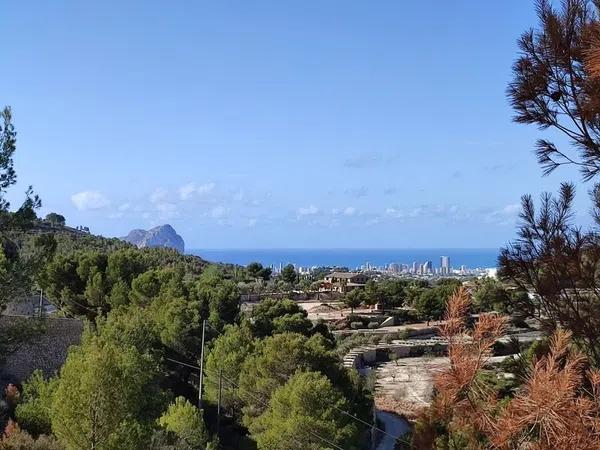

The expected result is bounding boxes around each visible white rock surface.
[121,224,185,253]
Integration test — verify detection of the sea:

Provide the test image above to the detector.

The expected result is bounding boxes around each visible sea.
[188,248,500,270]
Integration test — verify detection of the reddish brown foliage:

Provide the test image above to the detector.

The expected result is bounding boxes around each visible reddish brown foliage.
[415,287,600,450]
[431,287,508,438]
[3,384,19,408]
[508,0,600,180]
[0,419,61,450]
[492,330,600,449]
[585,22,600,77]
[1,420,19,440]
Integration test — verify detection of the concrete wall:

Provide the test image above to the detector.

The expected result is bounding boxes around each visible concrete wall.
[0,316,83,385]
[343,338,449,371]
[240,291,342,303]
[3,299,36,316]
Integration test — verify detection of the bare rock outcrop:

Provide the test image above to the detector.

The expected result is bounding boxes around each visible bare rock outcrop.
[121,224,185,253]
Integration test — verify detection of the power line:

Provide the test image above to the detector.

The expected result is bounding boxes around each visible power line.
[267,369,412,446]
[173,321,412,447]
[199,320,207,410]
[185,359,344,450]
[332,405,412,447]
[165,357,202,371]
[206,367,345,450]
[167,356,345,450]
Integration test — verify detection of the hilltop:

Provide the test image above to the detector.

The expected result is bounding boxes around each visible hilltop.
[121,224,185,253]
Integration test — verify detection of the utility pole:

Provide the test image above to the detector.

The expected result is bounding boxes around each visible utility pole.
[371,407,377,450]
[198,320,206,410]
[217,368,223,434]
[38,289,43,318]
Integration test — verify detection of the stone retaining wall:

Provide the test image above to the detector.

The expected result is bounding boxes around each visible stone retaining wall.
[0,316,83,385]
[343,337,448,370]
[240,291,342,302]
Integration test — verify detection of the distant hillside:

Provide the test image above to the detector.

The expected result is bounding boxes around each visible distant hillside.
[15,221,130,256]
[121,224,185,253]
[14,220,208,277]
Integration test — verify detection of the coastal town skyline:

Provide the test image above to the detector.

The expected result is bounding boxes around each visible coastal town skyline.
[190,247,499,272]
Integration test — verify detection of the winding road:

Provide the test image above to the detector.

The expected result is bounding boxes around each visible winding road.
[376,411,411,450]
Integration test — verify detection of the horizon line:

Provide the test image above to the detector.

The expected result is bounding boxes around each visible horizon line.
[187,247,501,251]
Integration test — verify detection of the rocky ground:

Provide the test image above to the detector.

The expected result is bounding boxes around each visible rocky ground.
[374,356,449,416]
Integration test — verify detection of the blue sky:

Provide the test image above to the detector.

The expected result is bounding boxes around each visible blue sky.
[1,1,591,248]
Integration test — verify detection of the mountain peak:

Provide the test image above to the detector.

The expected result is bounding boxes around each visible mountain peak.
[121,224,185,253]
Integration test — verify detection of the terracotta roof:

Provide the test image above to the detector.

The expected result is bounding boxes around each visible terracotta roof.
[327,272,363,279]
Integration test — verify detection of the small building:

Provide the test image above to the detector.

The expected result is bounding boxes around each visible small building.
[2,294,56,317]
[321,272,368,293]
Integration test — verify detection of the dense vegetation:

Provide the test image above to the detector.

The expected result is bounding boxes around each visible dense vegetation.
[0,107,373,449]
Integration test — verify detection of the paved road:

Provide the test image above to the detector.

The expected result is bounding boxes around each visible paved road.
[376,411,411,450]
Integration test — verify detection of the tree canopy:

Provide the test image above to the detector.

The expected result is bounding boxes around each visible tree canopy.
[157,397,207,448]
[249,371,360,450]
[50,336,165,450]
[508,0,600,180]
[501,0,600,365]
[238,332,356,427]
[0,107,41,312]
[249,298,312,338]
[280,264,297,284]
[44,213,65,227]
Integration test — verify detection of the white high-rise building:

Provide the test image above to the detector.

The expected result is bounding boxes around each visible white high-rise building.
[440,256,450,275]
[422,260,433,274]
[389,263,400,273]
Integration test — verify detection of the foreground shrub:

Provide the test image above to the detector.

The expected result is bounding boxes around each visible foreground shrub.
[0,420,61,450]
[414,287,600,450]
[15,370,57,437]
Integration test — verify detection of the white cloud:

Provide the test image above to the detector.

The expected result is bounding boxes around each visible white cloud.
[118,203,131,212]
[210,205,227,219]
[71,191,110,211]
[247,218,257,227]
[297,205,319,216]
[154,202,178,220]
[408,207,423,218]
[150,188,168,204]
[385,207,404,218]
[179,184,196,200]
[385,204,466,220]
[331,207,357,217]
[179,182,216,200]
[383,203,520,225]
[485,203,521,225]
[502,204,521,215]
[156,202,176,213]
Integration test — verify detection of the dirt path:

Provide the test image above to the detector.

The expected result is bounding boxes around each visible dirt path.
[376,356,449,411]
